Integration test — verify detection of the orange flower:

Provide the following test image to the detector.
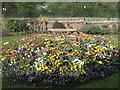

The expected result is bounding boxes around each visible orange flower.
[114,54,118,57]
[22,57,25,60]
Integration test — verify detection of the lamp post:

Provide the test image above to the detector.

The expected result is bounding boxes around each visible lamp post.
[2,7,7,31]
[83,6,86,20]
[2,7,6,16]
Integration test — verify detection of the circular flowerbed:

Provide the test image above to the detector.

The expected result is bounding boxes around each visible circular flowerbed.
[1,32,119,87]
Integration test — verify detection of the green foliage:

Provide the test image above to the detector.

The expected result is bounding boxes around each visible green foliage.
[2,2,118,17]
[100,28,110,35]
[2,16,14,36]
[111,24,118,34]
[6,19,25,32]
[101,24,109,29]
[52,21,66,29]
[79,24,110,35]
[118,24,120,33]
[79,24,101,34]
[100,24,110,34]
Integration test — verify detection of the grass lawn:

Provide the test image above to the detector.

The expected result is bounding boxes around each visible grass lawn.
[1,34,119,88]
[2,35,28,44]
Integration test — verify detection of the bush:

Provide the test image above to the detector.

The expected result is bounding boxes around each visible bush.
[100,28,110,35]
[52,20,66,29]
[118,24,120,33]
[78,24,110,35]
[2,17,15,36]
[100,24,109,29]
[111,24,118,34]
[100,24,110,34]
[6,19,26,32]
[79,24,102,34]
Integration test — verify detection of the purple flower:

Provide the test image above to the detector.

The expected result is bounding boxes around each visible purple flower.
[32,52,36,56]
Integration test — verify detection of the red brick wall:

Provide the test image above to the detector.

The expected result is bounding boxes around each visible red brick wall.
[47,21,118,29]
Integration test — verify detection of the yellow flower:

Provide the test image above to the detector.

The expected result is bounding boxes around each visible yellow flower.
[48,69,53,72]
[60,41,64,44]
[70,67,73,70]
[59,67,63,72]
[93,58,96,61]
[76,51,79,54]
[94,50,97,53]
[81,69,86,74]
[44,42,47,44]
[27,48,30,51]
[93,44,96,46]
[74,50,78,52]
[85,51,90,55]
[44,66,48,70]
[83,59,87,63]
[73,64,77,69]
[57,62,62,67]
[50,47,55,50]
[49,55,54,59]
[42,67,45,71]
[78,65,82,69]
[101,48,105,52]
[56,52,60,56]
[65,53,69,56]
[1,56,6,61]
[25,64,30,68]
[38,67,42,71]
[20,66,23,69]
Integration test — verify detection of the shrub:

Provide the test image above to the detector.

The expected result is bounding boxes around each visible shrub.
[100,28,110,35]
[79,24,102,34]
[52,20,66,29]
[100,24,110,34]
[2,17,15,36]
[100,24,108,29]
[78,24,110,35]
[6,19,26,33]
[111,24,118,34]
[118,24,120,33]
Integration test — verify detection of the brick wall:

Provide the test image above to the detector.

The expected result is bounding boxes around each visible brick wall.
[47,21,118,29]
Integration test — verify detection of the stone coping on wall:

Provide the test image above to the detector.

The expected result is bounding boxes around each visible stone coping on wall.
[48,29,77,31]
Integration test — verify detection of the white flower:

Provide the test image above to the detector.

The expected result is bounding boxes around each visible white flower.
[44,58,46,60]
[37,47,39,50]
[103,47,107,50]
[98,61,103,64]
[102,55,106,59]
[69,35,74,37]
[25,52,27,56]
[8,62,13,66]
[72,58,84,65]
[35,57,44,64]
[18,47,21,50]
[34,61,38,70]
[41,47,44,50]
[3,42,9,45]
[35,49,40,53]
[43,52,47,56]
[38,57,41,61]
[28,55,30,57]
[87,43,92,47]
[1,58,4,61]
[95,54,98,57]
